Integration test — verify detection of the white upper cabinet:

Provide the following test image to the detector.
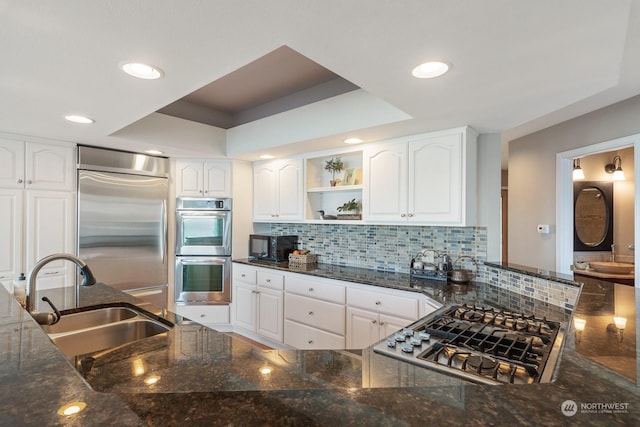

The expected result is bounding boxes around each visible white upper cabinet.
[175,160,231,197]
[0,139,75,191]
[253,158,303,221]
[363,127,477,225]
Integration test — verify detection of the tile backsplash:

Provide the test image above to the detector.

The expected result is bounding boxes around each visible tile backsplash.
[264,223,487,274]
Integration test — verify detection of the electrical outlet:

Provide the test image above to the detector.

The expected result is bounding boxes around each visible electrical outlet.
[537,224,550,234]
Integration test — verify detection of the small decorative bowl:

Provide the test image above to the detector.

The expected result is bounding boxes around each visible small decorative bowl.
[574,261,589,270]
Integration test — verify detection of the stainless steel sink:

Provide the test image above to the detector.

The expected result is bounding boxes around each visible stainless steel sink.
[42,304,173,357]
[49,319,171,357]
[42,307,138,334]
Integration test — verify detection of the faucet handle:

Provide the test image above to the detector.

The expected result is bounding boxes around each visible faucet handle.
[39,296,61,325]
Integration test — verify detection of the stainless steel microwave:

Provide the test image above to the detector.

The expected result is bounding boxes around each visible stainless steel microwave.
[249,235,298,262]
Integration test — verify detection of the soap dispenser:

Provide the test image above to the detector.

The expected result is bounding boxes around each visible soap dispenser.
[13,273,26,308]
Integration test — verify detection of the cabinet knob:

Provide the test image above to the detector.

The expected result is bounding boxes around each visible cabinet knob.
[372,320,377,324]
[308,287,314,292]
[308,311,314,316]
[308,339,313,344]
[400,213,406,218]
[16,178,23,184]
[375,301,381,305]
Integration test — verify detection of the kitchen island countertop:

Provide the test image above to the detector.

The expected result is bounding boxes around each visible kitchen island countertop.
[1,264,638,426]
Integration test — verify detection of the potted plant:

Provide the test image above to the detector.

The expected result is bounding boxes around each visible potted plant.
[337,198,361,219]
[324,157,344,186]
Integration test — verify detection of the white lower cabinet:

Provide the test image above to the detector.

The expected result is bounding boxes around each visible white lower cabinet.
[345,286,420,349]
[232,264,284,343]
[346,307,414,349]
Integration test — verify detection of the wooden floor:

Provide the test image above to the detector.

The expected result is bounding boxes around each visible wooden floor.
[226,332,273,350]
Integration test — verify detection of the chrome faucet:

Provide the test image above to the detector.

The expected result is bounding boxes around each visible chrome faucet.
[611,244,616,262]
[26,253,97,324]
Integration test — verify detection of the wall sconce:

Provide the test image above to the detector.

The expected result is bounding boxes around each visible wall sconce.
[604,155,625,181]
[606,316,627,341]
[572,158,585,180]
[573,317,586,343]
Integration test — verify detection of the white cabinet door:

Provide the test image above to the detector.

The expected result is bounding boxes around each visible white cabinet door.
[25,191,75,289]
[275,159,303,220]
[363,142,407,221]
[203,161,231,197]
[346,307,380,349]
[0,139,25,189]
[233,281,256,331]
[408,133,463,223]
[257,287,283,342]
[253,162,277,220]
[0,190,23,283]
[379,313,413,337]
[175,160,203,197]
[253,159,302,221]
[25,142,75,191]
[176,160,231,197]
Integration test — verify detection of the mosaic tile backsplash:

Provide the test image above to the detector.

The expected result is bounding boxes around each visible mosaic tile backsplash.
[266,223,488,275]
[485,265,581,310]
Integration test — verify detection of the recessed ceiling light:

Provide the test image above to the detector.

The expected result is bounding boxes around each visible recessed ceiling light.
[145,149,164,155]
[344,138,363,144]
[121,62,164,80]
[260,154,275,159]
[64,115,94,124]
[411,61,450,79]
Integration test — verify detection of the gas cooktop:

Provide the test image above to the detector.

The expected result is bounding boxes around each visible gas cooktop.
[372,304,565,385]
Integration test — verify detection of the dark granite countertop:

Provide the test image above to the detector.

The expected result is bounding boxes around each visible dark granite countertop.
[1,265,639,426]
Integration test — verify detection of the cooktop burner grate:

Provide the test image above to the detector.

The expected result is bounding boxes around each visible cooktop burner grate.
[372,304,564,385]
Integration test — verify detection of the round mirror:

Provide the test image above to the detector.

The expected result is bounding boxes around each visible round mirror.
[574,181,613,251]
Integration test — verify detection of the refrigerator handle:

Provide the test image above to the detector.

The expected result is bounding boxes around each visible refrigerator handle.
[161,199,167,264]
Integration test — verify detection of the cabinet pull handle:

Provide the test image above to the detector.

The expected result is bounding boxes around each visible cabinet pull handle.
[308,311,313,316]
[308,339,313,344]
[17,178,23,184]
[375,301,381,305]
[372,320,377,324]
[400,213,406,218]
[308,287,314,292]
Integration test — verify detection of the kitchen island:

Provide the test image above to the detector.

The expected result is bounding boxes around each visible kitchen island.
[1,263,638,426]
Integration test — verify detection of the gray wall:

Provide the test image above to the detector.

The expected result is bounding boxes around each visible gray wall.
[508,94,640,269]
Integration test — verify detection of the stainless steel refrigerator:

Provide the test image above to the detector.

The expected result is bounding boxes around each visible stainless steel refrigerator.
[77,146,169,308]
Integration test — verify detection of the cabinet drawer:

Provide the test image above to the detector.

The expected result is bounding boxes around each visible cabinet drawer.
[233,264,256,284]
[285,275,345,304]
[175,305,231,325]
[347,287,418,319]
[257,270,284,291]
[284,320,345,350]
[284,293,345,335]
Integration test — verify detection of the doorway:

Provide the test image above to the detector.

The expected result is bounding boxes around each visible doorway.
[556,133,639,287]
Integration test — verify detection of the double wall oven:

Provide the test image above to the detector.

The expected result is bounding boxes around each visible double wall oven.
[175,197,232,304]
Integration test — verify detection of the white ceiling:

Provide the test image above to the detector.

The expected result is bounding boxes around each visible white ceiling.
[1,1,639,168]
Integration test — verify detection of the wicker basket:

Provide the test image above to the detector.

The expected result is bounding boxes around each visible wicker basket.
[288,253,318,265]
